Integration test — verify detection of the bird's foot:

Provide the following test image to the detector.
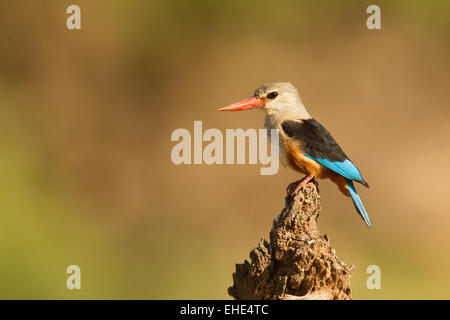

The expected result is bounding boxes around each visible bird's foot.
[291,175,315,197]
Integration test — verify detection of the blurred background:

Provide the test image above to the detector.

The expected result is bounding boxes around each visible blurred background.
[0,0,449,299]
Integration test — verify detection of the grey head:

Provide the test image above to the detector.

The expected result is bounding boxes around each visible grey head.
[219,81,311,120]
[254,82,311,119]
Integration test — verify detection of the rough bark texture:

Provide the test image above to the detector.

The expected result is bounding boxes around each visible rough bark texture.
[228,178,354,300]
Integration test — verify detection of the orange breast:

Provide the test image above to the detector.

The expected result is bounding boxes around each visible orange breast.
[285,140,324,177]
[283,138,350,197]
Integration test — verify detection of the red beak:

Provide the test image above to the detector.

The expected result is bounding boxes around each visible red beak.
[218,96,268,112]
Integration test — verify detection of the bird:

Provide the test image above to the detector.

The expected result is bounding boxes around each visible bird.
[218,82,372,228]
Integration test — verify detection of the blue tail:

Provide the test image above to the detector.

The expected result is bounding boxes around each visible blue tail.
[346,179,372,228]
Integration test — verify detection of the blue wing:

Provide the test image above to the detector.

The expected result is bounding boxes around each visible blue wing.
[281,119,371,227]
[305,154,372,227]
[281,119,368,186]
[303,155,364,182]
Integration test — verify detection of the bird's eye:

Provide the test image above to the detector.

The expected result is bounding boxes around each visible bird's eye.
[267,91,278,99]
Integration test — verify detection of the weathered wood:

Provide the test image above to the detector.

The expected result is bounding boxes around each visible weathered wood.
[228,178,354,300]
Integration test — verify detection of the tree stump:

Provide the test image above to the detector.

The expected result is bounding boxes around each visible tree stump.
[228,178,354,300]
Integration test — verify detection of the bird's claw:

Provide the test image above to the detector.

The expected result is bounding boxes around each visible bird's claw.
[290,182,315,197]
[289,175,316,197]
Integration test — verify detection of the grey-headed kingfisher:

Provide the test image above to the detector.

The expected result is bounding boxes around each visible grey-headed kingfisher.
[219,82,372,228]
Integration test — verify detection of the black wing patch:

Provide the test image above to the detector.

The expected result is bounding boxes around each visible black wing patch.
[281,119,348,162]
